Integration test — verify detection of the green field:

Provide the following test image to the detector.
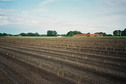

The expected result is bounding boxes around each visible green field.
[71,36,126,39]
[2,36,126,39]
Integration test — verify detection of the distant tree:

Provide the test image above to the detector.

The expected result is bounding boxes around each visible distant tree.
[27,32,34,36]
[20,33,27,36]
[67,31,82,36]
[3,33,7,36]
[0,33,7,36]
[41,34,47,36]
[95,32,106,36]
[106,34,112,36]
[113,30,121,36]
[20,32,40,36]
[34,32,40,36]
[121,28,126,36]
[87,32,90,34]
[47,30,57,36]
[0,33,3,36]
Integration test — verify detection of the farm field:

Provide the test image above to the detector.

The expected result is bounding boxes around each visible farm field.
[4,36,126,39]
[0,37,126,84]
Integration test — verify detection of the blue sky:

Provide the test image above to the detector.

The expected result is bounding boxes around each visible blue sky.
[0,0,126,34]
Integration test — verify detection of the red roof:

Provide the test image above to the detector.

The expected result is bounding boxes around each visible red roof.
[73,34,103,37]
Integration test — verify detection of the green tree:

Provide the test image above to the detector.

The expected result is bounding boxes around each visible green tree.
[0,33,2,36]
[3,33,7,36]
[67,31,82,36]
[34,32,40,36]
[113,30,121,36]
[20,32,40,36]
[121,28,126,36]
[87,32,90,34]
[95,32,106,36]
[27,32,34,36]
[20,33,27,36]
[0,33,7,36]
[106,34,112,36]
[47,30,57,36]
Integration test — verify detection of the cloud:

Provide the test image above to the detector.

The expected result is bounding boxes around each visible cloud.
[0,12,86,33]
[39,0,57,6]
[0,8,15,12]
[0,9,16,15]
[89,0,126,27]
[0,0,15,6]
[99,0,126,11]
[0,15,10,25]
[0,9,17,25]
[0,12,124,34]
[100,0,126,6]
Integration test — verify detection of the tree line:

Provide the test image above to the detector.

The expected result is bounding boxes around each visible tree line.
[20,30,58,36]
[0,33,8,36]
[0,28,126,36]
[113,28,126,36]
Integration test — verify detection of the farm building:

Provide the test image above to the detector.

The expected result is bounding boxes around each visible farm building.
[73,34,103,37]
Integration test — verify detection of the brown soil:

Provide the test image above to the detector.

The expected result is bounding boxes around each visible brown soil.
[0,52,75,84]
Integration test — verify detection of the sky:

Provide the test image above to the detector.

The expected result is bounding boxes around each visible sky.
[0,0,126,34]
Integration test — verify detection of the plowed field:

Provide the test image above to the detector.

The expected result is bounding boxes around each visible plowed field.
[0,37,126,84]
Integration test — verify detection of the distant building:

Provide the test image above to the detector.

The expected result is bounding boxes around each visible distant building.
[73,34,103,37]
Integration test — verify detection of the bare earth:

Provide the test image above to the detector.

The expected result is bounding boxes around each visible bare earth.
[0,38,126,84]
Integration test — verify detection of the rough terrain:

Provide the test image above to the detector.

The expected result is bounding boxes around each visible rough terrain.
[0,37,126,84]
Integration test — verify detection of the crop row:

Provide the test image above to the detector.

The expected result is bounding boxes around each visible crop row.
[0,38,126,84]
[0,48,126,83]
[0,38,126,56]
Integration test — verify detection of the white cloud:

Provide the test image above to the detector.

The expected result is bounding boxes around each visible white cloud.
[0,9,16,13]
[0,13,86,33]
[100,0,126,6]
[39,0,57,6]
[89,0,125,14]
[0,16,10,25]
[34,8,48,13]
[0,12,124,34]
